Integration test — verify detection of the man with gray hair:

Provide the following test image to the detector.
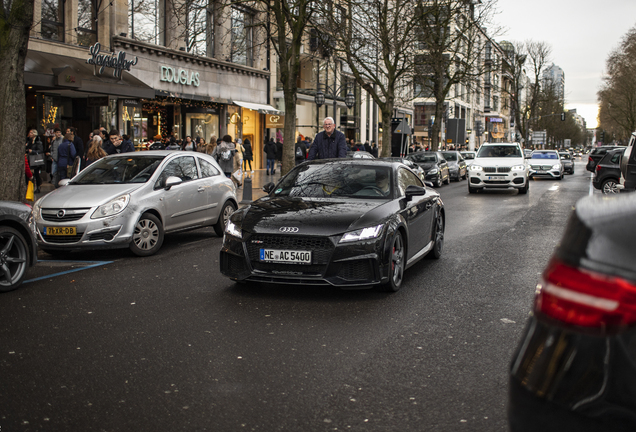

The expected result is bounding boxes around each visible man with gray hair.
[307,117,347,160]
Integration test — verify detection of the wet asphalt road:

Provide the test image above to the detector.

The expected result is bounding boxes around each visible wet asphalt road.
[1,161,594,432]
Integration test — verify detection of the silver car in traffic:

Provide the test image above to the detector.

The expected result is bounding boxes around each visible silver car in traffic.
[33,151,238,256]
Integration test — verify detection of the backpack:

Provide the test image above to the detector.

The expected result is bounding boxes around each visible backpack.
[220,148,232,161]
[296,145,304,159]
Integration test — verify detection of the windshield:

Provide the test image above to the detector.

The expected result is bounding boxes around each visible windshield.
[531,152,558,160]
[408,153,437,163]
[461,152,475,159]
[559,153,572,160]
[476,145,522,158]
[273,164,393,199]
[72,156,165,184]
[441,152,457,161]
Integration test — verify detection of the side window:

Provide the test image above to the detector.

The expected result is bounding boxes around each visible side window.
[155,156,199,188]
[397,167,424,196]
[199,158,220,178]
[611,153,621,164]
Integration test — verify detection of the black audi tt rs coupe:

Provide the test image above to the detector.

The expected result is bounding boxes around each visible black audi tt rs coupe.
[220,159,445,291]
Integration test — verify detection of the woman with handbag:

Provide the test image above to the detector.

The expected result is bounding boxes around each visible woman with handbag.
[25,129,43,193]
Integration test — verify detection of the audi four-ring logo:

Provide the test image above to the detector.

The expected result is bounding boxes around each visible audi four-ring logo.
[279,227,299,233]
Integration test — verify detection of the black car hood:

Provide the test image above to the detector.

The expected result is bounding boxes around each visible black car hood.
[416,162,436,170]
[238,197,393,236]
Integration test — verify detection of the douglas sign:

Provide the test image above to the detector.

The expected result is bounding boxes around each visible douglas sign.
[86,43,138,78]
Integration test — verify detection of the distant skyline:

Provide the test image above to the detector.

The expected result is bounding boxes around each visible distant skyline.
[491,0,636,129]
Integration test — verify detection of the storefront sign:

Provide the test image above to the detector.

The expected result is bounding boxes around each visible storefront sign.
[122,99,142,107]
[54,66,82,88]
[266,114,285,128]
[86,43,138,79]
[160,66,200,87]
[488,117,503,123]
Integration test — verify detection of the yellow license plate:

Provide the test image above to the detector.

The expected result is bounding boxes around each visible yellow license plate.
[45,226,76,236]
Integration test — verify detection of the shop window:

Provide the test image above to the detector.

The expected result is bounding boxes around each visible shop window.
[41,0,65,42]
[77,0,97,47]
[231,6,253,67]
[187,0,214,57]
[129,0,165,45]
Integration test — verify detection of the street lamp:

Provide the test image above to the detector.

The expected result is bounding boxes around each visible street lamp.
[314,86,356,128]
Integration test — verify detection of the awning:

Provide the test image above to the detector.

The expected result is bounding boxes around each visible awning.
[233,100,283,115]
[24,51,155,99]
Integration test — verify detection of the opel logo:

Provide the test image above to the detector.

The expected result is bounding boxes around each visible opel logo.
[279,227,299,233]
[57,210,66,218]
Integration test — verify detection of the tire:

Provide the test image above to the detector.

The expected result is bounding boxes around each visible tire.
[601,178,620,194]
[444,174,451,185]
[383,231,405,292]
[434,174,442,188]
[468,184,477,194]
[129,213,164,257]
[518,181,528,195]
[427,210,444,259]
[0,227,29,293]
[214,201,238,237]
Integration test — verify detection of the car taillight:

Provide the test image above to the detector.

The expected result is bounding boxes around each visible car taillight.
[588,156,593,163]
[535,259,636,330]
[596,164,602,172]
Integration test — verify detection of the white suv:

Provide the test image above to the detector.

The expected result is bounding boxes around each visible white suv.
[468,143,530,194]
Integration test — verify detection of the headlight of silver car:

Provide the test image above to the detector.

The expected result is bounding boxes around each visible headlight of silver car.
[469,165,483,172]
[91,194,130,219]
[225,220,242,239]
[552,164,562,170]
[339,224,384,243]
[511,164,526,171]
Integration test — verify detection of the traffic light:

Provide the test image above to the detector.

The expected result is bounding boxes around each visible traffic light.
[561,112,565,121]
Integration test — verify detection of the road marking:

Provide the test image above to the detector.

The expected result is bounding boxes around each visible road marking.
[23,260,113,284]
[589,176,595,196]
[548,185,559,191]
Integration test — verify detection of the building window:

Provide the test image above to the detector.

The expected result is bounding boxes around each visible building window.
[129,0,164,45]
[41,0,64,42]
[77,0,97,47]
[187,0,214,56]
[231,6,253,66]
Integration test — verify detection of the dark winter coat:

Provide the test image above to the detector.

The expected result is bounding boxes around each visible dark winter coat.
[264,141,277,160]
[243,140,253,161]
[307,130,347,160]
[57,139,77,172]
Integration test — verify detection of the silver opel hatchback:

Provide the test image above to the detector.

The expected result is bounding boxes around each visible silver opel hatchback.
[33,151,238,256]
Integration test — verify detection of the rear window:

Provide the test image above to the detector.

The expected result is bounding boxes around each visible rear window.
[531,152,558,160]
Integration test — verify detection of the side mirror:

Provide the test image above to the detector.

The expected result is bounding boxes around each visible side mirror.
[58,179,71,187]
[424,181,434,188]
[164,176,182,190]
[405,185,426,200]
[262,182,275,193]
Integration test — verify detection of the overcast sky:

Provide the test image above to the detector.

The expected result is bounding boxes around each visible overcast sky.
[491,0,636,128]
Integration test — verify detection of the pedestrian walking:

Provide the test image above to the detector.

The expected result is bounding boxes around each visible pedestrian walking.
[307,117,347,160]
[205,135,217,155]
[66,127,84,160]
[243,138,253,172]
[295,136,307,166]
[264,138,277,175]
[275,139,283,173]
[47,128,63,186]
[182,136,196,151]
[84,136,107,168]
[25,128,43,193]
[56,133,77,184]
[212,135,236,178]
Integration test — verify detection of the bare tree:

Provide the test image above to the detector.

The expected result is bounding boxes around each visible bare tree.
[411,0,498,151]
[598,26,636,140]
[0,0,34,201]
[521,40,552,143]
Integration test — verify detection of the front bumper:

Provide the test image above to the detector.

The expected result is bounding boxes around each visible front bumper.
[509,315,636,432]
[35,207,138,251]
[220,232,388,287]
[468,171,527,189]
[529,169,562,178]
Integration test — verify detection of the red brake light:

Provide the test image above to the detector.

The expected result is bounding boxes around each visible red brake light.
[535,259,636,329]
[596,164,602,172]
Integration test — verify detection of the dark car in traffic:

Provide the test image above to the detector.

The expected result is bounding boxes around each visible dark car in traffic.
[592,148,625,194]
[558,151,575,174]
[380,157,427,182]
[586,145,624,172]
[440,150,468,181]
[406,151,450,187]
[508,192,636,432]
[220,159,445,292]
[0,201,38,292]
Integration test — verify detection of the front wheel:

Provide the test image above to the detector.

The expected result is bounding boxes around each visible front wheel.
[130,213,164,257]
[427,210,444,259]
[0,227,29,293]
[214,201,238,237]
[383,231,405,292]
[434,174,442,188]
[518,180,529,195]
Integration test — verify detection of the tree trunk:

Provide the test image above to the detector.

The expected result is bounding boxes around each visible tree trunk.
[0,0,34,201]
[380,108,393,157]
[431,100,445,151]
[282,83,297,175]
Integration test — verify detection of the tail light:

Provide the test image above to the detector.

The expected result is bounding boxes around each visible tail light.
[535,259,636,330]
[596,164,602,172]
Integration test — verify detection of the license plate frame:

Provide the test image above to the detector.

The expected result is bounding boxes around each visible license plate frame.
[260,249,312,264]
[487,176,506,180]
[44,226,77,236]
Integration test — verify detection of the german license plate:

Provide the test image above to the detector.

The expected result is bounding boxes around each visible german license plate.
[45,226,76,236]
[260,249,311,264]
[487,176,505,180]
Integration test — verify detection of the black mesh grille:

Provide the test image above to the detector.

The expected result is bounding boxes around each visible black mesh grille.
[41,233,84,244]
[483,167,511,173]
[228,255,247,274]
[497,167,511,173]
[338,260,373,281]
[483,167,497,173]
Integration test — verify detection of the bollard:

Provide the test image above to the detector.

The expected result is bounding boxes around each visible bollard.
[240,175,253,205]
